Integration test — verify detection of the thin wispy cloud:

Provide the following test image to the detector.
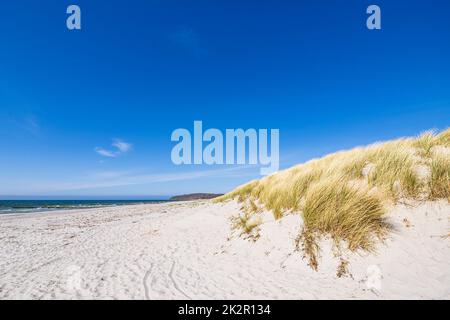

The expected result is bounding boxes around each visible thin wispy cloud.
[95,139,133,158]
[112,139,132,153]
[94,147,118,158]
[10,114,41,136]
[8,165,258,194]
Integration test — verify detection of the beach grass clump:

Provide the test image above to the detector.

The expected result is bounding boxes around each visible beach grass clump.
[296,176,388,267]
[364,143,420,198]
[429,153,450,199]
[414,130,438,158]
[436,128,450,147]
[218,180,259,203]
[302,177,387,251]
[217,128,450,269]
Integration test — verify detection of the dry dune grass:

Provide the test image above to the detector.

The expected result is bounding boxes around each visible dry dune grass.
[217,128,450,269]
[429,153,450,199]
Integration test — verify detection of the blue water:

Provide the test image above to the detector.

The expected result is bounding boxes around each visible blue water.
[0,200,168,215]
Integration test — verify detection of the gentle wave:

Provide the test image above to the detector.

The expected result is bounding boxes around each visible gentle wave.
[0,200,168,215]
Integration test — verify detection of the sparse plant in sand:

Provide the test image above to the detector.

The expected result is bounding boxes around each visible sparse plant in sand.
[336,258,350,278]
[217,128,450,270]
[230,200,262,241]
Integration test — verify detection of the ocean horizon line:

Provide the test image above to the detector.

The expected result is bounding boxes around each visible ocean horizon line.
[0,199,173,215]
[0,196,172,201]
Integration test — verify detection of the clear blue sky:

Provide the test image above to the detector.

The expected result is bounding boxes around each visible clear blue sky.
[1,1,449,198]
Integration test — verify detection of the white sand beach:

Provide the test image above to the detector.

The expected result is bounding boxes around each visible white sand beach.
[0,199,449,300]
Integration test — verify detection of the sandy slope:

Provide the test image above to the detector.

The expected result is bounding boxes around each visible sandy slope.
[0,200,449,299]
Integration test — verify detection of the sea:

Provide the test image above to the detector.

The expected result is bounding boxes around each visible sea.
[0,200,168,215]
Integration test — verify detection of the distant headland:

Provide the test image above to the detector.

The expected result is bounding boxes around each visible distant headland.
[169,193,223,201]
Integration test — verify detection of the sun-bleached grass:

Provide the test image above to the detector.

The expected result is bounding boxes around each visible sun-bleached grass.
[230,202,262,241]
[436,128,450,147]
[216,127,450,269]
[429,153,450,199]
[414,130,437,158]
[302,177,387,251]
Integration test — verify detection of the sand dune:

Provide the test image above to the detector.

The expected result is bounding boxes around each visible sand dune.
[0,200,448,299]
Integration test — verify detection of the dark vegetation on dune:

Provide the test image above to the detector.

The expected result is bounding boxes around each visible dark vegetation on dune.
[170,193,224,201]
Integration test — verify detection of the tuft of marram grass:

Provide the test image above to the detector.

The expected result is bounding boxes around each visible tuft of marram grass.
[436,128,450,147]
[302,177,387,252]
[429,153,450,199]
[414,130,437,158]
[230,202,262,241]
[217,127,450,269]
